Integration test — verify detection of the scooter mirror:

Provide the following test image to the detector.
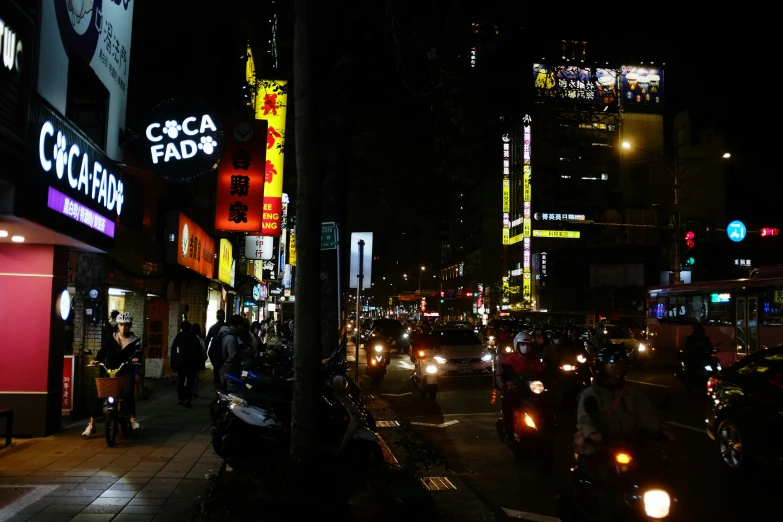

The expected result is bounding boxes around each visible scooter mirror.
[584,395,599,415]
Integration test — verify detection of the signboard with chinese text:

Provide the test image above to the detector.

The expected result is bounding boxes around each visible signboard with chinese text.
[141,98,225,181]
[167,212,215,279]
[502,133,511,244]
[215,118,268,230]
[0,1,34,144]
[244,235,274,260]
[620,66,664,106]
[522,116,533,304]
[533,64,618,105]
[533,230,581,239]
[145,302,169,360]
[62,355,74,413]
[247,57,287,235]
[218,239,233,285]
[38,0,135,160]
[536,213,585,221]
[321,222,337,250]
[288,228,296,266]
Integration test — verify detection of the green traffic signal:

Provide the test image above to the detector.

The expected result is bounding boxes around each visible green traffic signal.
[686,257,695,266]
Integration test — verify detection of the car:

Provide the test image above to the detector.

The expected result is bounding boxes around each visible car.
[590,324,649,368]
[368,318,410,353]
[429,328,493,376]
[706,345,783,473]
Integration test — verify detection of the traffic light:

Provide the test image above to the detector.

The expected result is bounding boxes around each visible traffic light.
[760,228,780,237]
[685,257,695,266]
[684,230,695,250]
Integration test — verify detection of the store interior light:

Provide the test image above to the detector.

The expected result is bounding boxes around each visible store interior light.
[11,235,24,243]
[0,230,8,238]
[108,288,128,296]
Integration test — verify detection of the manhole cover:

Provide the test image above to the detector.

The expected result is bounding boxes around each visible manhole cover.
[375,420,399,428]
[0,486,35,510]
[422,477,456,491]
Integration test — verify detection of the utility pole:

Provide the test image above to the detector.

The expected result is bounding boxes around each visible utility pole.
[354,240,364,381]
[291,0,322,462]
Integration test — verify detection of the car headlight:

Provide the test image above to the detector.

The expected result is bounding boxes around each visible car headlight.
[488,336,495,341]
[643,489,671,519]
[577,354,587,363]
[403,333,409,338]
[425,365,438,374]
[481,353,492,362]
[374,345,384,352]
[529,381,544,394]
[561,364,575,372]
[505,346,513,353]
[704,364,714,372]
[434,356,447,364]
[638,343,647,352]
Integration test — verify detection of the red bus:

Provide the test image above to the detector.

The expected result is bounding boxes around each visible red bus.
[646,272,783,367]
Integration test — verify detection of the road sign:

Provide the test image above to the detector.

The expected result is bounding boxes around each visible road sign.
[727,220,746,243]
[321,222,337,250]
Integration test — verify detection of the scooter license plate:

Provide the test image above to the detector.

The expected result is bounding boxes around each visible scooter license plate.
[458,365,472,374]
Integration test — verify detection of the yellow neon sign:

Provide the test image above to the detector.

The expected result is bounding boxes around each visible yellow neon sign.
[533,230,581,239]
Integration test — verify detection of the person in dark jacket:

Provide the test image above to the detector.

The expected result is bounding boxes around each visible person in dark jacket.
[219,314,246,380]
[206,310,226,384]
[170,321,205,407]
[83,312,141,437]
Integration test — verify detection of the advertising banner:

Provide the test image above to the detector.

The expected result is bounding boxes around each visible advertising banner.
[244,235,274,260]
[38,0,135,160]
[533,64,618,105]
[218,239,233,285]
[620,66,663,106]
[62,355,74,413]
[246,47,286,235]
[167,212,215,279]
[215,118,268,231]
[533,230,581,239]
[289,228,296,266]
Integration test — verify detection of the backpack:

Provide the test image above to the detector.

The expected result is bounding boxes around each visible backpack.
[208,329,231,370]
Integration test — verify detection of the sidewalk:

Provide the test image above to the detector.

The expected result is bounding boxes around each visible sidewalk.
[0,378,221,522]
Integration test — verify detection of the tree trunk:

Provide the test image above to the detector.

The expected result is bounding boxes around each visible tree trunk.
[291,0,322,461]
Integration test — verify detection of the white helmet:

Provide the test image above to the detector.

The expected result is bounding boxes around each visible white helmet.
[116,312,133,324]
[513,331,535,354]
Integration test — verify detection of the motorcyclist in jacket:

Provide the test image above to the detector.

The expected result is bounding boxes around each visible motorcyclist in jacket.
[682,324,714,370]
[501,331,545,443]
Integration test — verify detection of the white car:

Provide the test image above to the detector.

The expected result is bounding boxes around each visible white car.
[430,328,493,376]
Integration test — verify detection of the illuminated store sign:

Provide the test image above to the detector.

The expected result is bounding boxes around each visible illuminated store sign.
[537,213,585,221]
[47,187,115,238]
[533,230,581,239]
[502,133,511,245]
[522,114,532,302]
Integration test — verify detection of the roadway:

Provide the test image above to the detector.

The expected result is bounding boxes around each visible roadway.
[350,342,783,522]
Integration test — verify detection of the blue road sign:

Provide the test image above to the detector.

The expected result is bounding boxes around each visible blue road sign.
[727,220,747,242]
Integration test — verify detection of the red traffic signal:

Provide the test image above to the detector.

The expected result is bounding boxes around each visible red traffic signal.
[684,231,695,249]
[760,228,779,237]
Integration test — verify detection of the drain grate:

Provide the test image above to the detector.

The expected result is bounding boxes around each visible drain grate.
[375,420,400,428]
[422,477,457,491]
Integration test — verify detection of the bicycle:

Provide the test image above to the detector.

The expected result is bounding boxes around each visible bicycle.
[90,360,138,447]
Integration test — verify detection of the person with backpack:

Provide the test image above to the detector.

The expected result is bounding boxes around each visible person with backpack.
[219,314,247,381]
[170,321,205,407]
[206,310,227,385]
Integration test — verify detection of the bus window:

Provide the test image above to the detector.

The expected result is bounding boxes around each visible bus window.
[708,298,733,325]
[762,287,783,326]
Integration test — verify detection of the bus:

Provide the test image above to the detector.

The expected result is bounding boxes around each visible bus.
[646,272,783,367]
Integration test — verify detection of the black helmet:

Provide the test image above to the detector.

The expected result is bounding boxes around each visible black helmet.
[594,344,629,386]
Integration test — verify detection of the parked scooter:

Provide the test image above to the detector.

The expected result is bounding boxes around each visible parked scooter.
[557,396,676,522]
[91,360,138,447]
[366,337,391,382]
[411,346,440,400]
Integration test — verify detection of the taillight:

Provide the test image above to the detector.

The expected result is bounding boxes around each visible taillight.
[707,376,719,392]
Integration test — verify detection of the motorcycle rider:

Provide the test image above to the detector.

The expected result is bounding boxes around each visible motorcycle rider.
[501,332,545,443]
[682,324,714,372]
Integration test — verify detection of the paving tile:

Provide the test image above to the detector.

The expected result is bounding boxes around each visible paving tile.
[127,498,167,506]
[99,489,137,498]
[51,495,100,504]
[79,503,126,514]
[27,514,74,522]
[114,515,155,522]
[18,498,57,514]
[2,514,33,522]
[119,504,162,515]
[108,482,147,491]
[151,514,186,522]
[40,503,86,515]
[147,478,181,487]
[69,515,116,522]
[159,498,195,514]
[87,497,131,507]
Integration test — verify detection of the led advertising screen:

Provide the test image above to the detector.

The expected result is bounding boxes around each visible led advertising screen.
[620,66,664,106]
[533,64,618,105]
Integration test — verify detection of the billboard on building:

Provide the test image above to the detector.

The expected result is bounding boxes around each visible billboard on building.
[533,64,619,105]
[167,212,215,280]
[37,0,135,160]
[620,66,664,106]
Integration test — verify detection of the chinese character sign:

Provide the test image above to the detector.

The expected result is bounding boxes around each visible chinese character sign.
[533,64,618,105]
[215,119,268,231]
[219,239,233,285]
[145,302,169,360]
[521,117,533,305]
[175,213,215,279]
[502,133,511,245]
[244,235,274,260]
[62,355,75,412]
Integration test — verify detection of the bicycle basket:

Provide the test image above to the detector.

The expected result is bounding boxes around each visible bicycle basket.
[96,377,125,399]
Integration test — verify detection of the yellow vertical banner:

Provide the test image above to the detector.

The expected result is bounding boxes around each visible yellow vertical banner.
[289,228,297,266]
[246,45,287,236]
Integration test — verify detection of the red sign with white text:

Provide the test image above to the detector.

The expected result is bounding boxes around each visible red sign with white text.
[215,119,268,232]
[62,355,74,412]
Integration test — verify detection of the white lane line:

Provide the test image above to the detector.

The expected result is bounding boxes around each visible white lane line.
[627,379,670,388]
[409,411,499,419]
[397,361,415,370]
[377,434,399,464]
[666,420,707,435]
[382,392,412,397]
[410,420,460,428]
[503,508,560,521]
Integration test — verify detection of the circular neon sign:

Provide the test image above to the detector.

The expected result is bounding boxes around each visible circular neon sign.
[56,289,71,321]
[727,220,747,243]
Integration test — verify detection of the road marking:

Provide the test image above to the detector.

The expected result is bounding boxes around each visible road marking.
[410,420,460,428]
[627,379,670,388]
[397,361,415,370]
[376,420,400,428]
[503,508,561,521]
[409,411,499,419]
[377,434,398,464]
[422,476,457,490]
[382,392,412,397]
[666,420,707,435]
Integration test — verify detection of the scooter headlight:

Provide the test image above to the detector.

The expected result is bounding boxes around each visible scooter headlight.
[523,412,537,430]
[374,345,384,352]
[643,489,671,519]
[481,353,492,362]
[434,356,447,364]
[488,336,495,341]
[561,364,576,372]
[638,343,647,352]
[704,364,714,372]
[403,333,409,338]
[529,381,545,394]
[577,354,587,363]
[425,365,438,374]
[107,396,115,404]
[504,346,513,353]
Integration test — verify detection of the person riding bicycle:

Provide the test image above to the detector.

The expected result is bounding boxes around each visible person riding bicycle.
[83,312,142,437]
[501,331,545,443]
